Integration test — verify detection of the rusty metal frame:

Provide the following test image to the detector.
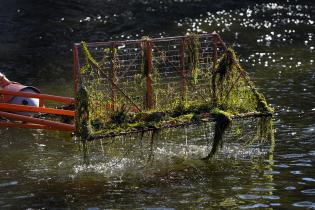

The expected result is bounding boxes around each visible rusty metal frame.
[72,32,227,96]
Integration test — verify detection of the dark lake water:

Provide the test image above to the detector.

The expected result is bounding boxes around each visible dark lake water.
[0,0,314,209]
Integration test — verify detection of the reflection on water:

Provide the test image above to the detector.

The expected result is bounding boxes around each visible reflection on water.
[0,121,312,208]
[1,0,315,209]
[1,118,275,209]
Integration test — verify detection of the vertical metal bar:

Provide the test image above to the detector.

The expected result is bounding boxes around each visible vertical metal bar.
[39,99,45,107]
[110,43,117,110]
[215,33,228,50]
[212,35,218,104]
[145,41,154,109]
[73,45,79,96]
[180,39,187,102]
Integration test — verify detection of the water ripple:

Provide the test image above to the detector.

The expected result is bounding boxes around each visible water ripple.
[261,195,280,200]
[309,150,315,156]
[291,163,313,167]
[302,178,315,182]
[301,189,315,195]
[279,153,306,159]
[238,194,261,200]
[291,171,302,175]
[293,201,315,209]
[240,203,269,209]
[285,186,296,190]
[0,181,18,188]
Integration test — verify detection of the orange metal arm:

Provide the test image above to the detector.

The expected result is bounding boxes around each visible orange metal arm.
[0,122,73,132]
[0,103,75,116]
[0,90,75,104]
[0,111,75,132]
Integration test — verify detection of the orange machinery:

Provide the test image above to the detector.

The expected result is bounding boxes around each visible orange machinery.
[0,73,75,132]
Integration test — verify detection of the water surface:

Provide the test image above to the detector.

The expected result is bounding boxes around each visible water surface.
[0,0,314,209]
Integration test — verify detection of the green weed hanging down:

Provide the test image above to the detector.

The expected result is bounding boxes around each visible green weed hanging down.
[75,86,91,140]
[214,47,273,114]
[80,41,100,74]
[217,48,238,80]
[186,34,201,84]
[209,108,232,159]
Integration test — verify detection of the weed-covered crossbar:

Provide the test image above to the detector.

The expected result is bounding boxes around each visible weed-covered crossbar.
[73,33,273,140]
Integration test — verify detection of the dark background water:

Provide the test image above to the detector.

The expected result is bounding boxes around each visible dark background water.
[0,0,279,83]
[0,0,315,209]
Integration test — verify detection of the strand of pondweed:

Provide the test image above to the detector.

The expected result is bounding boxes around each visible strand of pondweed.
[186,34,201,85]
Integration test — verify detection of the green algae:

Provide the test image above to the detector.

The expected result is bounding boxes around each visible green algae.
[76,34,273,141]
[87,103,235,139]
[186,33,201,84]
[211,108,232,122]
[217,47,238,80]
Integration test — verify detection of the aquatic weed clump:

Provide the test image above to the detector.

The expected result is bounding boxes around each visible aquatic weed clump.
[217,47,237,80]
[75,33,273,140]
[214,48,273,115]
[186,33,201,84]
[75,86,91,139]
